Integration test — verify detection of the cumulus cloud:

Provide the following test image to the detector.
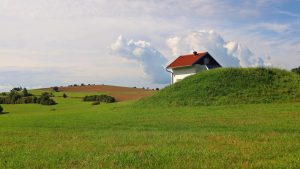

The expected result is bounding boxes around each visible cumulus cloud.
[167,30,268,67]
[111,36,169,84]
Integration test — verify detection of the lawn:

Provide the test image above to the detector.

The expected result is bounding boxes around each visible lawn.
[0,96,300,168]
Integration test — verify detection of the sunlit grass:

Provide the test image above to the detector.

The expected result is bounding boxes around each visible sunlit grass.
[0,96,300,168]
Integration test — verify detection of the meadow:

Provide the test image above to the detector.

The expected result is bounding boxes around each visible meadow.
[1,93,300,169]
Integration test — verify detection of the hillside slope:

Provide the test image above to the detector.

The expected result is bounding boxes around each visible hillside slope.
[139,68,300,106]
[43,85,155,101]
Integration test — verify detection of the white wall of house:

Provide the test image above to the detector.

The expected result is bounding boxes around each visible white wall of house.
[172,64,208,83]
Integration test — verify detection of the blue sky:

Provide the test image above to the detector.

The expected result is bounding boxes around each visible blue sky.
[0,0,299,91]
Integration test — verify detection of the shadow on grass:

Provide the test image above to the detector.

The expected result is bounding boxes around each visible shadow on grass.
[0,112,9,115]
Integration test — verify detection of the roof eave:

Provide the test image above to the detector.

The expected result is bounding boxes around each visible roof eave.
[167,65,194,69]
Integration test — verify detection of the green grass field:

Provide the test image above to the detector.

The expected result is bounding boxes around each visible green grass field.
[1,68,300,168]
[1,95,300,169]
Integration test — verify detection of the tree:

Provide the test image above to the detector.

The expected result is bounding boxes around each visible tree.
[22,88,31,97]
[52,86,59,92]
[12,87,22,91]
[63,93,68,98]
[83,95,115,103]
[0,105,3,113]
[291,67,300,75]
[38,92,56,105]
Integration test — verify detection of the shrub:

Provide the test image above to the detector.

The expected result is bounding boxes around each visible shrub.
[52,86,59,92]
[83,95,115,103]
[0,89,55,105]
[38,92,56,105]
[63,93,68,98]
[24,96,38,104]
[22,88,32,97]
[292,67,300,75]
[0,105,3,113]
[12,87,22,91]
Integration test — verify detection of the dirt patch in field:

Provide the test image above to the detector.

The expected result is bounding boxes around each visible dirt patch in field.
[50,85,156,102]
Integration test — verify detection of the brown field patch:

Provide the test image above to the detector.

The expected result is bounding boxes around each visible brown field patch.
[49,85,156,102]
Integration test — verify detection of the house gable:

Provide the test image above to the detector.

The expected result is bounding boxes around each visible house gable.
[166,52,221,69]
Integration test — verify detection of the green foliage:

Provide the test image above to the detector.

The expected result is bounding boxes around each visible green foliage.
[22,88,32,97]
[52,86,60,92]
[0,89,55,105]
[0,105,3,113]
[291,66,300,75]
[62,93,68,98]
[12,87,22,91]
[139,68,300,106]
[83,95,115,103]
[38,92,56,105]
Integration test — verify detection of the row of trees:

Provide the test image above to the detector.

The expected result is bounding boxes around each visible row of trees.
[83,95,116,104]
[0,89,56,105]
[292,67,300,75]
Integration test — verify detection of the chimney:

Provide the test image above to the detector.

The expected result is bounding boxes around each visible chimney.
[193,50,198,55]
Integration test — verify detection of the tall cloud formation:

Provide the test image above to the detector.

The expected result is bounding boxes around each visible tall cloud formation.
[111,36,169,84]
[167,30,268,67]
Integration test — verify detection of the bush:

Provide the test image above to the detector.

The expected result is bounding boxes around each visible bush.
[0,105,3,113]
[0,89,56,105]
[12,87,22,91]
[63,93,68,98]
[38,92,56,105]
[292,67,300,75]
[22,88,32,97]
[83,95,115,103]
[52,86,59,92]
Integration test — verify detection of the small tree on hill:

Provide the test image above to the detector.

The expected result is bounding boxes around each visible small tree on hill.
[38,92,56,105]
[22,88,32,97]
[0,105,3,113]
[291,67,300,75]
[63,93,68,98]
[52,86,59,92]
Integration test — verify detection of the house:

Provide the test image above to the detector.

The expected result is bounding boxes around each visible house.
[166,51,222,83]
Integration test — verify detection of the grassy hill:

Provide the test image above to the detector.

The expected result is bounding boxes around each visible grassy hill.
[139,68,300,106]
[0,70,300,168]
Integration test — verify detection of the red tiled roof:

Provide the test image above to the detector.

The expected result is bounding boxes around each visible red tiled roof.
[167,52,207,68]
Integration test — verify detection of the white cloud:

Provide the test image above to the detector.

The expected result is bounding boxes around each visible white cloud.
[249,23,290,33]
[0,0,298,89]
[111,36,169,84]
[167,30,268,67]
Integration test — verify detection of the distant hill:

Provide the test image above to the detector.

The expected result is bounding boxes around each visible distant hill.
[44,85,156,102]
[138,68,300,106]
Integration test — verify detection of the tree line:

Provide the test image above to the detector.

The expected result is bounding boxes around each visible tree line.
[0,88,56,105]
